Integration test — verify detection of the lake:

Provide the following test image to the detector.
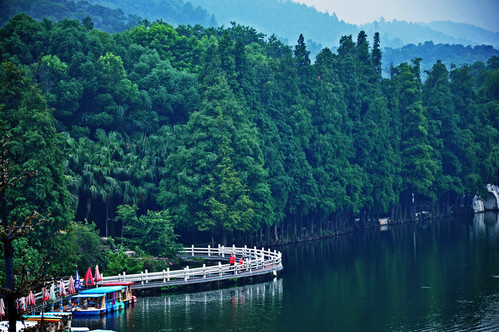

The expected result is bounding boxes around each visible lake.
[73,212,499,331]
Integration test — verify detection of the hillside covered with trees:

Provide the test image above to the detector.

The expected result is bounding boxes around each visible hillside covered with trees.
[0,13,498,279]
[2,0,498,76]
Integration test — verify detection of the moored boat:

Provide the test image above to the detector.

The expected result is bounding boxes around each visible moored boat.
[100,281,137,305]
[23,312,72,331]
[0,320,37,332]
[70,286,125,316]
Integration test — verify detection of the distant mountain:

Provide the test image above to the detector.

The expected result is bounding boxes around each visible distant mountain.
[0,0,216,33]
[187,0,358,46]
[359,18,476,49]
[382,42,499,77]
[86,0,217,27]
[0,0,137,32]
[187,0,498,49]
[421,21,499,48]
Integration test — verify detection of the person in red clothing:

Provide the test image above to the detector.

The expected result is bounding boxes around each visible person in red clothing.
[239,257,244,272]
[230,253,236,274]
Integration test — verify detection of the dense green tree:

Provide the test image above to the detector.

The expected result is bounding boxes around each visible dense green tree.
[1,12,496,246]
[115,204,180,258]
[0,14,46,64]
[158,74,271,243]
[449,64,482,194]
[392,62,440,210]
[0,62,74,251]
[372,32,382,76]
[423,61,463,209]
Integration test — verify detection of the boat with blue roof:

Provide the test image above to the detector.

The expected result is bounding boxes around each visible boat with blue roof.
[70,286,125,316]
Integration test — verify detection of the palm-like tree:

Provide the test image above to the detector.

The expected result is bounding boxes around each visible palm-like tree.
[92,130,124,236]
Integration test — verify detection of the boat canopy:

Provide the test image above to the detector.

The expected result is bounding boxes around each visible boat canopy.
[101,281,135,286]
[77,286,124,295]
[71,294,106,298]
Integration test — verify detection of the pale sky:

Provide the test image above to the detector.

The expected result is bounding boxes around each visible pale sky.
[292,0,499,32]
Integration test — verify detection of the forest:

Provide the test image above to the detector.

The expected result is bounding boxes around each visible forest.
[0,13,498,279]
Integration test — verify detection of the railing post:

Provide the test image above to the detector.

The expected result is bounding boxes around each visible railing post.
[184,266,189,281]
[249,259,252,273]
[141,271,144,285]
[163,270,166,283]
[218,262,222,277]
[191,245,195,256]
[123,271,126,281]
[208,245,211,257]
[167,267,170,281]
[203,264,206,279]
[145,269,149,283]
[218,244,221,257]
[232,244,236,255]
[222,245,225,258]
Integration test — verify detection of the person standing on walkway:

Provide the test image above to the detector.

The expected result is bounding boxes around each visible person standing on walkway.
[230,254,236,274]
[239,257,244,272]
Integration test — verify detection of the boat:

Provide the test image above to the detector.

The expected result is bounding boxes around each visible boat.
[100,281,137,305]
[23,312,72,331]
[70,286,125,316]
[23,312,92,331]
[0,320,37,332]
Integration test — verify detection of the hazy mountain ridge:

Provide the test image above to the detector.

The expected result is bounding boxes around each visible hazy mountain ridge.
[421,20,499,48]
[382,42,499,77]
[360,19,476,49]
[187,0,499,49]
[86,0,217,27]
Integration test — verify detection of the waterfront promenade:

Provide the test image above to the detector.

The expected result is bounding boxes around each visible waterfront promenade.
[33,245,283,302]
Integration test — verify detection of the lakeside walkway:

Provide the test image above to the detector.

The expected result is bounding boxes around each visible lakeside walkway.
[32,245,283,304]
[103,245,283,291]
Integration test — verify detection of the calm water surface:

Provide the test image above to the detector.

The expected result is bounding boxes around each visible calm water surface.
[73,212,499,331]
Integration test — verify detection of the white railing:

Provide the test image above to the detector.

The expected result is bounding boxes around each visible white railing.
[100,245,283,286]
[28,245,282,306]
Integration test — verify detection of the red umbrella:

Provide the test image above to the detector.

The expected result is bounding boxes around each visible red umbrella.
[84,267,95,287]
[68,275,76,295]
[59,279,67,297]
[43,287,51,302]
[95,265,102,283]
[27,291,36,306]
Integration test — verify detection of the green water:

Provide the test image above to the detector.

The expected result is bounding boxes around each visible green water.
[73,213,499,331]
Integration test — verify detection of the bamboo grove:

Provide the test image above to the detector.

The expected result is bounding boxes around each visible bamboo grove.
[0,14,498,267]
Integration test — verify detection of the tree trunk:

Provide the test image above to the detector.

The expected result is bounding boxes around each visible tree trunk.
[2,195,17,332]
[222,230,227,246]
[85,196,92,221]
[105,200,109,237]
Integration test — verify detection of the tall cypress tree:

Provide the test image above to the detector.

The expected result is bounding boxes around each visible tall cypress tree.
[392,62,440,212]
